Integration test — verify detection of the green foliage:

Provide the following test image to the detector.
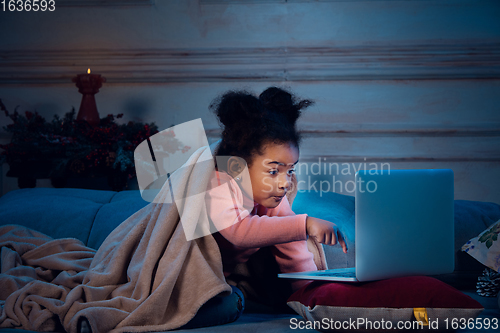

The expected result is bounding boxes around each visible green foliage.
[0,99,159,179]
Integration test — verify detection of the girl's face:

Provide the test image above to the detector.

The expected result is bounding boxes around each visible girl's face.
[247,142,299,208]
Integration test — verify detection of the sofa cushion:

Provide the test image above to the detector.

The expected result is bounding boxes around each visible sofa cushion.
[0,188,116,245]
[455,201,500,271]
[292,191,355,269]
[462,218,500,274]
[87,190,149,249]
[287,276,484,332]
[2,187,500,269]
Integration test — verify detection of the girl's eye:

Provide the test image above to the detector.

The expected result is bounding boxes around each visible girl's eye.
[287,169,296,175]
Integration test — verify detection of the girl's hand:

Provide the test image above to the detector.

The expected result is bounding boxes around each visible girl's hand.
[306,216,348,253]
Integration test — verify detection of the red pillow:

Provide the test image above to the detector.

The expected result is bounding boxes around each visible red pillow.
[288,276,483,332]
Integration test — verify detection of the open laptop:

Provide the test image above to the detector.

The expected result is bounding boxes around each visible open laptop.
[278,169,455,282]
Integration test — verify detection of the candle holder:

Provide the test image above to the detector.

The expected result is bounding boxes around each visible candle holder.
[72,69,106,127]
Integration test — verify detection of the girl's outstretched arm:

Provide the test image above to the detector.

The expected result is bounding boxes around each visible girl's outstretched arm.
[206,174,308,248]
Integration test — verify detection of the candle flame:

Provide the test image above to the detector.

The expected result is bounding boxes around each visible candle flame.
[87,68,91,74]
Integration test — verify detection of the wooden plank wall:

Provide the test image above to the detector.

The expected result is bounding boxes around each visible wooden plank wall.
[0,0,499,203]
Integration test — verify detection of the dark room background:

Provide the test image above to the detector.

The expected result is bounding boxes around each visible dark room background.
[0,0,499,203]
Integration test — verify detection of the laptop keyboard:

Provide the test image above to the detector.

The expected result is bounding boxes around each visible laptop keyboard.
[313,270,357,278]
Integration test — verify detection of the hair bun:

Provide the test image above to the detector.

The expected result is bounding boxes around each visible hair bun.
[210,91,263,128]
[210,87,314,166]
[259,87,314,125]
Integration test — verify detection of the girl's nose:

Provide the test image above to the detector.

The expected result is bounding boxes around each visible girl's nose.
[278,174,291,191]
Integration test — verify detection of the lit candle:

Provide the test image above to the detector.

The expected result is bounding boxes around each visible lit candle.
[72,69,106,127]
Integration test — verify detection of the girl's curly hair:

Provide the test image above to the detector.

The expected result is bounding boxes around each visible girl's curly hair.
[210,87,314,167]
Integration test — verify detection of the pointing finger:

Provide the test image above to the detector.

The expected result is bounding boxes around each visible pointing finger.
[337,229,348,253]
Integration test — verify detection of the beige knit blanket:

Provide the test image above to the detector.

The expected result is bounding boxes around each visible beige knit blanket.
[0,142,231,333]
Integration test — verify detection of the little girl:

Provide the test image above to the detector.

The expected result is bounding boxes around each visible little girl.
[205,87,347,293]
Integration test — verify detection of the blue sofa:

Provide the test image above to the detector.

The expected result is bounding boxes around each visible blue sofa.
[0,187,499,333]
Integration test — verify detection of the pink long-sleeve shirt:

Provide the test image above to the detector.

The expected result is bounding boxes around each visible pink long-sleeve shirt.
[205,170,317,290]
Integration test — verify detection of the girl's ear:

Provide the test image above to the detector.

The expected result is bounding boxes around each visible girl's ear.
[286,172,298,206]
[227,156,245,179]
